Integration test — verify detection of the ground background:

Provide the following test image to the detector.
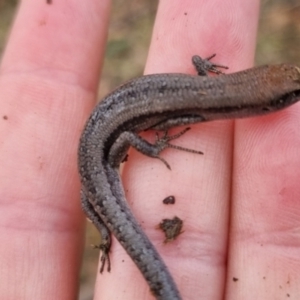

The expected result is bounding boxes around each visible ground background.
[0,1,300,299]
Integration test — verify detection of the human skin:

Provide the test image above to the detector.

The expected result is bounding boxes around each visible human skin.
[1,0,300,299]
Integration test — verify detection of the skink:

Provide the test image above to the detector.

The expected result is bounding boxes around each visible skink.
[78,56,300,299]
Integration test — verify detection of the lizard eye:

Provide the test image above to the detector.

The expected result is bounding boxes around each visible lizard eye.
[262,107,272,112]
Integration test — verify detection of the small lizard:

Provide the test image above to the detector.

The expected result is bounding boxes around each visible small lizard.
[78,55,300,300]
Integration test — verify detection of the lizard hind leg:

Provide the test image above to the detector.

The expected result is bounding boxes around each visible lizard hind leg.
[81,189,111,273]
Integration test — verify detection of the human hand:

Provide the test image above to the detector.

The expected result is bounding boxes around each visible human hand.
[1,1,300,300]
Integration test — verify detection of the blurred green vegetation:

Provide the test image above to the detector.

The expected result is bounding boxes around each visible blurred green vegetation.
[256,0,300,64]
[0,1,299,299]
[0,0,17,53]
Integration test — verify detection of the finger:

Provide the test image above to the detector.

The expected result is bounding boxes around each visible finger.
[94,0,259,299]
[0,0,110,299]
[228,90,300,298]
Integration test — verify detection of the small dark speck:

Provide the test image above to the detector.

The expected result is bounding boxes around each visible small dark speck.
[232,277,238,282]
[46,0,52,4]
[287,294,290,297]
[163,195,175,205]
[263,276,266,280]
[3,115,8,120]
[184,12,187,15]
